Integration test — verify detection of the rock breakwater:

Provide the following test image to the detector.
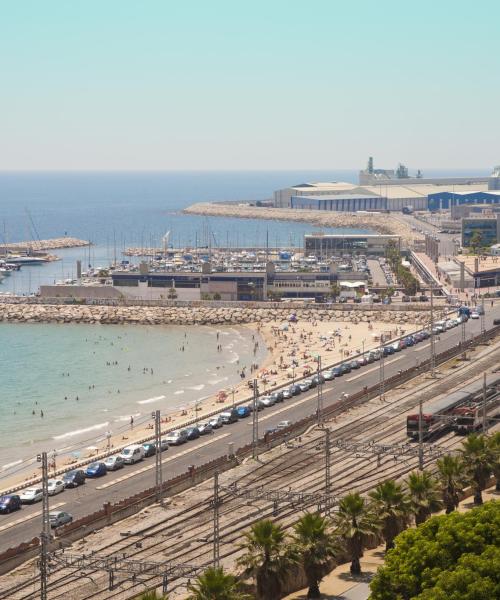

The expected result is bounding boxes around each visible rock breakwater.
[0,303,439,326]
[183,202,421,245]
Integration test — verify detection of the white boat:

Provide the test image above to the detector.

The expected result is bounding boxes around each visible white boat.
[5,255,47,265]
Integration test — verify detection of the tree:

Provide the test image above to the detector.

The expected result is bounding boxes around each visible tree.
[292,512,338,598]
[436,454,466,513]
[461,433,494,505]
[488,432,500,492]
[237,519,296,600]
[369,501,500,600]
[186,566,251,600]
[134,591,167,600]
[333,492,380,575]
[167,286,178,299]
[368,480,410,551]
[469,231,483,254]
[405,471,442,525]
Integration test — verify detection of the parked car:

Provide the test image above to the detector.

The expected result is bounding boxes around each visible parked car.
[198,422,213,435]
[85,462,107,478]
[104,455,125,471]
[47,479,65,496]
[154,438,170,452]
[312,373,326,384]
[298,380,311,392]
[307,377,318,388]
[260,396,275,408]
[186,427,201,440]
[49,511,73,528]
[120,444,145,464]
[331,366,343,377]
[277,420,291,430]
[63,469,86,488]
[339,363,352,375]
[209,415,224,428]
[349,360,361,370]
[470,310,480,319]
[220,409,239,424]
[19,488,43,504]
[142,442,157,457]
[164,430,188,445]
[0,495,21,514]
[270,390,284,403]
[323,369,336,381]
[288,384,302,395]
[358,356,369,366]
[281,388,292,399]
[236,405,251,418]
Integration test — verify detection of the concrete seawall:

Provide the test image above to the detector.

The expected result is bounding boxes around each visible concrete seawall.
[0,303,439,325]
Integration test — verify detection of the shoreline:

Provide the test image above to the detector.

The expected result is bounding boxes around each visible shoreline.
[183,202,422,245]
[0,314,429,494]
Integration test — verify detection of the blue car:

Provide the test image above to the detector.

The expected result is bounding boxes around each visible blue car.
[0,495,21,514]
[237,405,251,418]
[85,462,107,478]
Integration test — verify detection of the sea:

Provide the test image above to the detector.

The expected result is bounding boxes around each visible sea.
[0,169,489,477]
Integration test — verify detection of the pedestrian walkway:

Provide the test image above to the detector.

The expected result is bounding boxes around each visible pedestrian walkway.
[283,545,384,600]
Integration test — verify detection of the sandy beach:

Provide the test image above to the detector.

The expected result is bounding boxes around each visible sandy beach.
[0,313,424,495]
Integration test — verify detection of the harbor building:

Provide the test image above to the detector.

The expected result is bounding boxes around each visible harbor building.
[304,233,401,257]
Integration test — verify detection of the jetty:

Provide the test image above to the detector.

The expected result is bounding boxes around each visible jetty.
[1,237,90,253]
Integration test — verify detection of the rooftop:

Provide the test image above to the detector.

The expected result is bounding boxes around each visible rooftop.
[455,256,500,274]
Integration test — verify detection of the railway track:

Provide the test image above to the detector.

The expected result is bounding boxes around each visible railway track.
[1,342,499,600]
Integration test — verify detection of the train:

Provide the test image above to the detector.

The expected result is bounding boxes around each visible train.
[406,374,500,439]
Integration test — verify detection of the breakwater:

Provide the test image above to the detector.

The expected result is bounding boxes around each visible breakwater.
[183,202,420,245]
[1,237,89,252]
[0,303,440,325]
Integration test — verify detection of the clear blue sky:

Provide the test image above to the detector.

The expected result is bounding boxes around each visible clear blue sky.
[1,0,499,170]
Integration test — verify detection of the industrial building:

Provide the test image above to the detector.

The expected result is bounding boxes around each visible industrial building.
[291,194,387,212]
[428,190,500,211]
[273,163,500,212]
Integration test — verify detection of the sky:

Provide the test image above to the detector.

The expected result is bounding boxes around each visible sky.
[1,0,499,171]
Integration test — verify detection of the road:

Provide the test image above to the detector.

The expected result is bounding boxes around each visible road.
[0,306,499,552]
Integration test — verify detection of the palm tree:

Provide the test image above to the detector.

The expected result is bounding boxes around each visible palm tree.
[461,433,494,505]
[405,471,442,525]
[237,519,296,600]
[186,566,251,600]
[292,512,338,598]
[436,454,465,513]
[488,432,500,492]
[135,591,167,600]
[368,480,410,551]
[333,492,380,575]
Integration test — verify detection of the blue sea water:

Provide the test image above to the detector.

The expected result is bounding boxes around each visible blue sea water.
[0,322,267,472]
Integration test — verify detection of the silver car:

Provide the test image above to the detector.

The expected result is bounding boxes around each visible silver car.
[49,511,73,528]
[198,422,213,435]
[104,455,125,471]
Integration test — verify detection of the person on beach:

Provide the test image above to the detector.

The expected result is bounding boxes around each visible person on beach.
[130,416,134,430]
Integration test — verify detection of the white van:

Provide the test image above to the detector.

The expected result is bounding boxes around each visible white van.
[119,444,145,464]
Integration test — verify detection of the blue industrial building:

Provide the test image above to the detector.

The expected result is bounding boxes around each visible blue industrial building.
[291,194,388,212]
[428,190,500,211]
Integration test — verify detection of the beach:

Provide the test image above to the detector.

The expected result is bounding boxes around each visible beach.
[0,313,425,493]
